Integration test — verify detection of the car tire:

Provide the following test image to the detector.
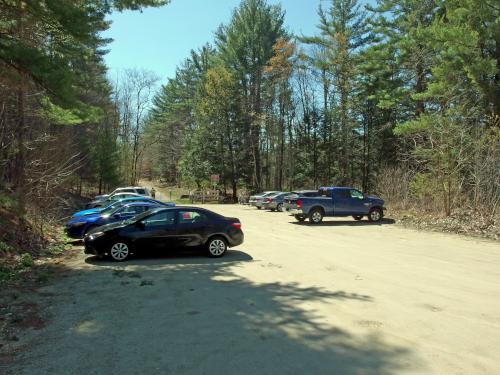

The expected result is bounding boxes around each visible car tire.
[257,206,262,210]
[276,203,283,212]
[109,241,131,262]
[368,208,383,222]
[294,215,305,222]
[206,236,227,258]
[270,208,275,212]
[352,215,363,221]
[309,208,324,224]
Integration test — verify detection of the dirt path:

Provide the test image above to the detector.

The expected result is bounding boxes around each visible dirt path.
[5,205,500,374]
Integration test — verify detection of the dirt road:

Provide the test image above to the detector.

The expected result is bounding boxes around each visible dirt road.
[6,205,500,374]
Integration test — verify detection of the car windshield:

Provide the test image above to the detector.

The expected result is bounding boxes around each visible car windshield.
[101,202,121,213]
[263,192,277,197]
[108,205,127,216]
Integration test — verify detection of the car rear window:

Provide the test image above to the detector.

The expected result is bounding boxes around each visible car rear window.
[335,190,351,199]
[136,189,146,194]
[303,192,319,197]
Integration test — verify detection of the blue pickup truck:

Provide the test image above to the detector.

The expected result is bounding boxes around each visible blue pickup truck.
[289,187,385,224]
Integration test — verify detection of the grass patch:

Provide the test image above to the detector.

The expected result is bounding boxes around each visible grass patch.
[0,265,19,284]
[0,240,13,254]
[0,192,17,209]
[18,253,34,268]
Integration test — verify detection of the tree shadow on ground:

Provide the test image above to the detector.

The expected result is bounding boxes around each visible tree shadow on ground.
[290,218,396,227]
[6,248,422,375]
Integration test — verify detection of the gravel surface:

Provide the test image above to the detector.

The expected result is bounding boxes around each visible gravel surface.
[6,205,500,375]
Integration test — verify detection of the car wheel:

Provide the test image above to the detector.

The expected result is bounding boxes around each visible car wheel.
[309,208,323,224]
[206,237,227,258]
[257,206,262,210]
[352,215,363,221]
[368,208,383,222]
[109,242,130,262]
[294,215,306,222]
[276,203,283,212]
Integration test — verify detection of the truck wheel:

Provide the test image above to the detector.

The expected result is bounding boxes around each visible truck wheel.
[294,215,305,222]
[309,208,323,224]
[368,208,383,222]
[352,216,363,221]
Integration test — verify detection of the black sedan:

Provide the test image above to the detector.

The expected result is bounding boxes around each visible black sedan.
[83,207,244,261]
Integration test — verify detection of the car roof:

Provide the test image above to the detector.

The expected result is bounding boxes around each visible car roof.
[118,196,151,201]
[122,202,158,207]
[319,186,354,190]
[145,206,216,214]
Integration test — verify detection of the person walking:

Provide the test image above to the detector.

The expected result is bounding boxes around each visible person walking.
[151,187,156,199]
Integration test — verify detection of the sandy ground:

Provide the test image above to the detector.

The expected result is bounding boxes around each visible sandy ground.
[5,204,500,375]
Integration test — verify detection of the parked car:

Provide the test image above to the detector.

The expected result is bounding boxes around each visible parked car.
[86,192,143,209]
[248,191,280,209]
[283,190,320,212]
[93,186,150,202]
[66,202,161,239]
[73,197,174,218]
[84,207,244,261]
[262,192,291,211]
[289,187,385,224]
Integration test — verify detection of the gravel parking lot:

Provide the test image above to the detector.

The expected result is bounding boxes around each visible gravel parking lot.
[7,205,500,375]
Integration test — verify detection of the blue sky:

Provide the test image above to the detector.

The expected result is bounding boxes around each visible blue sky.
[102,0,372,84]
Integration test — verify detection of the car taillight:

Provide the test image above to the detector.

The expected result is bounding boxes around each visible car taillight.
[230,223,242,230]
[265,198,272,202]
[297,199,302,208]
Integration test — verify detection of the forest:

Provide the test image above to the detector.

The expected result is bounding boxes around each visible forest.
[0,0,499,233]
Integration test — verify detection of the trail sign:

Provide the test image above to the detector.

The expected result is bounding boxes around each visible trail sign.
[210,174,220,185]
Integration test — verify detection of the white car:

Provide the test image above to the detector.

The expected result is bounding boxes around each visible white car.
[94,186,150,202]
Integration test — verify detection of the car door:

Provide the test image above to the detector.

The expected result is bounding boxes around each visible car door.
[348,189,370,215]
[133,210,177,251]
[332,189,352,216]
[175,210,212,248]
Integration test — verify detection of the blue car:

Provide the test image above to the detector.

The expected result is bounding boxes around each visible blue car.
[66,202,161,239]
[72,197,175,218]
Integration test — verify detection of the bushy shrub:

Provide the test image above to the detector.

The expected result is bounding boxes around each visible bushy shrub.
[18,253,34,268]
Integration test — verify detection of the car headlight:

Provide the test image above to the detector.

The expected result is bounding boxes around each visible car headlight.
[87,232,105,241]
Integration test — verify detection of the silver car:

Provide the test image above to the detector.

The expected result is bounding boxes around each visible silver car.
[94,186,150,202]
[283,190,320,212]
[249,191,280,210]
[262,192,291,211]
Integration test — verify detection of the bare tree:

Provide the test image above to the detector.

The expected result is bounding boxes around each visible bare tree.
[114,69,160,185]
